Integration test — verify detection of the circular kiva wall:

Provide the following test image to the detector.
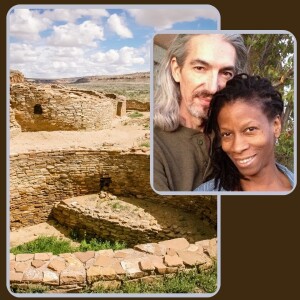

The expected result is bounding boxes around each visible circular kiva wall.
[10,83,114,131]
[10,149,217,231]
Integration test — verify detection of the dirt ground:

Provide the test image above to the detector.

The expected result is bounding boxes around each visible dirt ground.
[10,112,150,154]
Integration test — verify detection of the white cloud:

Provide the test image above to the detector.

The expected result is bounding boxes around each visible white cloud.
[107,14,133,38]
[9,9,51,40]
[118,47,144,65]
[128,8,218,30]
[42,8,109,23]
[9,41,148,78]
[47,21,105,47]
[10,43,38,63]
[9,42,87,78]
[92,46,144,66]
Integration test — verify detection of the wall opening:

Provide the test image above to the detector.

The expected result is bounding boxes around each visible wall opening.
[116,101,123,116]
[34,104,43,114]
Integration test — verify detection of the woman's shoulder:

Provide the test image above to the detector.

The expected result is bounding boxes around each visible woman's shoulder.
[276,162,295,186]
[194,179,220,191]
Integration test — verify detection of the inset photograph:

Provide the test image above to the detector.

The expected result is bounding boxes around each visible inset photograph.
[151,31,296,195]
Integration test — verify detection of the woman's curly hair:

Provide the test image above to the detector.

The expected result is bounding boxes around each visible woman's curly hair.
[205,73,284,191]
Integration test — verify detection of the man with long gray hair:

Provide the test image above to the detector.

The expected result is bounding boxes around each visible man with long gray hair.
[153,33,247,191]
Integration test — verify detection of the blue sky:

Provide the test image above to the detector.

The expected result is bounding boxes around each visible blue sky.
[8,5,219,78]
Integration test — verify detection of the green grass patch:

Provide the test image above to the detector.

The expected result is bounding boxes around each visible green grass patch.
[139,141,150,148]
[11,284,50,294]
[10,235,126,255]
[78,238,126,252]
[10,236,76,255]
[128,111,143,118]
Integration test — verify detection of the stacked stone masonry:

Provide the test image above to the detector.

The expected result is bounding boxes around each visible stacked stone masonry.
[10,82,116,131]
[10,237,217,293]
[126,100,150,112]
[9,69,127,132]
[10,149,217,230]
[51,192,215,247]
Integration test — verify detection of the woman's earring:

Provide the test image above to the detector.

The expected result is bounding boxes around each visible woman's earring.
[275,138,279,146]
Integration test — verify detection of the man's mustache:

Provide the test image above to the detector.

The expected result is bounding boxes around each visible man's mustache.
[193,90,214,99]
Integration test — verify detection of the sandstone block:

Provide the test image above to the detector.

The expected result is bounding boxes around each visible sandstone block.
[60,266,86,285]
[74,251,95,263]
[139,259,155,271]
[16,253,34,262]
[164,254,184,267]
[48,258,66,273]
[87,266,116,283]
[120,258,145,279]
[34,253,52,261]
[134,243,166,256]
[96,249,114,257]
[195,240,210,248]
[10,271,23,283]
[114,249,146,259]
[177,250,209,267]
[32,260,46,268]
[23,268,43,283]
[187,244,199,252]
[94,255,115,267]
[14,262,30,273]
[43,270,59,285]
[158,238,189,251]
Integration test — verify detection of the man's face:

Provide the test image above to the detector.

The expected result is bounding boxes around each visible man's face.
[171,35,237,121]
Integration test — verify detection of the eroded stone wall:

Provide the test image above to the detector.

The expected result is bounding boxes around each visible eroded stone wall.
[126,100,150,112]
[52,198,164,247]
[10,106,22,138]
[10,70,25,83]
[10,149,216,230]
[10,83,114,131]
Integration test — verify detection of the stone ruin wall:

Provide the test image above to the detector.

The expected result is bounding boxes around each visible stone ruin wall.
[126,100,150,112]
[9,70,128,133]
[10,149,217,231]
[10,83,114,132]
[10,107,22,138]
[104,93,127,116]
[10,70,25,84]
[52,198,166,247]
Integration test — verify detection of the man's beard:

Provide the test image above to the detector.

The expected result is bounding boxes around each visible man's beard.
[187,90,213,119]
[187,102,208,119]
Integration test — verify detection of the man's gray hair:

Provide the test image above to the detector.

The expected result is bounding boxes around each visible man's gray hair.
[154,34,248,131]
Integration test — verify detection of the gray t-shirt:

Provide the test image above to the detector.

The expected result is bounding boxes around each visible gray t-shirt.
[154,126,212,191]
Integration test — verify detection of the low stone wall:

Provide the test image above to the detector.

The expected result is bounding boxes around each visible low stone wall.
[10,237,217,293]
[10,149,217,230]
[126,100,150,112]
[51,194,211,247]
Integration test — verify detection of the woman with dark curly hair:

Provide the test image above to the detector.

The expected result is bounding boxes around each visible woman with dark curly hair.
[194,73,294,192]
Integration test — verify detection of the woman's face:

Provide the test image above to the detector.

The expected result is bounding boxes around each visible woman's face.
[217,100,281,178]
